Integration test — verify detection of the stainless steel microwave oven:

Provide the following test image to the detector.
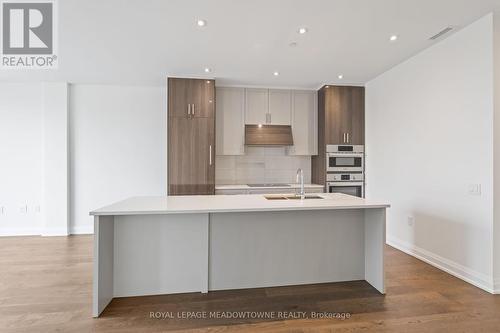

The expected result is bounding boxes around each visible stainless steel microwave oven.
[326,145,364,173]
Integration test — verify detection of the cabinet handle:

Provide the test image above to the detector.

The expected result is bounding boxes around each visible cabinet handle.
[347,133,350,143]
[188,104,191,116]
[343,133,346,143]
[209,145,212,165]
[192,104,195,116]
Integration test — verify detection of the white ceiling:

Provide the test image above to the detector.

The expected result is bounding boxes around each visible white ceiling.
[1,0,499,88]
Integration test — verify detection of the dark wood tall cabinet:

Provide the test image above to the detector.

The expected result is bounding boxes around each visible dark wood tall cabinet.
[168,78,215,195]
[311,85,365,186]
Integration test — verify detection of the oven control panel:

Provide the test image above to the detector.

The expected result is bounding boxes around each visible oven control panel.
[327,173,364,182]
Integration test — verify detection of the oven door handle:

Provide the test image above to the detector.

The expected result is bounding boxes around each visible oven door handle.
[327,153,364,158]
[327,182,364,186]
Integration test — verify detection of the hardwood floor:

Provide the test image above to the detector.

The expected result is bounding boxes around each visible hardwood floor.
[0,235,499,332]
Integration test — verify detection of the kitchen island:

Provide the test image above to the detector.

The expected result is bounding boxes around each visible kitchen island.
[90,193,389,317]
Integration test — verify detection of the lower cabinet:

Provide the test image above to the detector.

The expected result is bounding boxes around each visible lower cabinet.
[168,117,215,195]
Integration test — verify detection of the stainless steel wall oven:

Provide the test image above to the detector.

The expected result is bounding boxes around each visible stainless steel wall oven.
[326,145,364,198]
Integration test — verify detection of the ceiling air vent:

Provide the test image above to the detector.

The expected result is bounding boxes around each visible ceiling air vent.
[429,27,453,40]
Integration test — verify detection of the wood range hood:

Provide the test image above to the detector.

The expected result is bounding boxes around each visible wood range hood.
[245,124,294,146]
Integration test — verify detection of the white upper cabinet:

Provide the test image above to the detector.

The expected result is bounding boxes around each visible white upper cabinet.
[288,90,317,155]
[268,89,291,125]
[245,88,292,125]
[216,87,245,155]
[219,87,315,155]
[245,88,268,125]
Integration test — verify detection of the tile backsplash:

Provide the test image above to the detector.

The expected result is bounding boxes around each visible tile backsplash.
[216,147,311,185]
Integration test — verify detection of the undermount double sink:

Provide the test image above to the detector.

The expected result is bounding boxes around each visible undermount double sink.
[264,194,324,200]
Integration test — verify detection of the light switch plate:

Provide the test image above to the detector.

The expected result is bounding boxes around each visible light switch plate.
[407,216,415,227]
[468,184,481,196]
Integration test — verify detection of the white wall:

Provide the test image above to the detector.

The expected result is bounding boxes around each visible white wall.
[0,83,43,235]
[366,14,495,292]
[42,82,69,236]
[494,11,500,293]
[69,84,166,233]
[0,83,166,236]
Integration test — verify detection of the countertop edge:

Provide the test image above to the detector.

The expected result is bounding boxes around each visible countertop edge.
[90,204,391,216]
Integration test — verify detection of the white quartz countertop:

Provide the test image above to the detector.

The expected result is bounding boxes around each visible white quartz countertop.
[90,193,390,216]
[215,184,324,190]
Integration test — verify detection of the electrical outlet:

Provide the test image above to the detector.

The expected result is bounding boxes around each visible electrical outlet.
[407,216,415,227]
[19,205,27,214]
[468,184,481,196]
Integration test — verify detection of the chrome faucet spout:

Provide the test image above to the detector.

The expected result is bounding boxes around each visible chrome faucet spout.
[296,168,305,200]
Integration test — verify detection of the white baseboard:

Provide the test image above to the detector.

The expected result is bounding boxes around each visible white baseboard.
[0,228,40,237]
[0,225,94,236]
[494,278,500,294]
[387,235,495,294]
[41,227,69,237]
[70,224,93,235]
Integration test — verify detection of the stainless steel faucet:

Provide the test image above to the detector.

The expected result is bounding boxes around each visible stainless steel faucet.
[296,168,305,200]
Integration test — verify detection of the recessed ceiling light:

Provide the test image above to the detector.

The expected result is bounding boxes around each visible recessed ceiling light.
[273,71,279,76]
[298,27,308,34]
[389,35,398,41]
[204,67,211,73]
[197,19,207,27]
[338,74,343,79]
[325,85,329,89]
[258,124,263,128]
